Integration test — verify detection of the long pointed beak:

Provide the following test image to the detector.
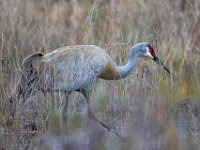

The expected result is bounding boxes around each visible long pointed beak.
[153,55,170,74]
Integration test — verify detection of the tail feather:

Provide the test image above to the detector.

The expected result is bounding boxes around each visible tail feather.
[21,53,44,75]
[9,53,44,115]
[20,53,44,96]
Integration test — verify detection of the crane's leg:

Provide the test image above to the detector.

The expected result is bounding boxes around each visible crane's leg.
[81,89,125,141]
[62,92,71,122]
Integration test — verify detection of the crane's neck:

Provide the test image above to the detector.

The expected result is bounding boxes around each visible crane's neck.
[114,51,138,79]
[99,49,139,80]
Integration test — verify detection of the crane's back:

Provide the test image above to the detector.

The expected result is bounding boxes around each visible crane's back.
[42,45,107,63]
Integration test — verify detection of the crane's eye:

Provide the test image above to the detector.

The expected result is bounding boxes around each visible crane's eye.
[148,44,156,57]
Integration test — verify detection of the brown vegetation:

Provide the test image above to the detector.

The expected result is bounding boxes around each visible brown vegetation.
[0,0,200,149]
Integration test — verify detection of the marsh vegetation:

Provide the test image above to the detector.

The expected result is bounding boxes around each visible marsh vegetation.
[0,0,200,149]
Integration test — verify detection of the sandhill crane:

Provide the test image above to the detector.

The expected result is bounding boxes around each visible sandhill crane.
[10,42,170,140]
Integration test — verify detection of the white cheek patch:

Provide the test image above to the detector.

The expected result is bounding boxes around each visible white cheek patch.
[145,47,153,59]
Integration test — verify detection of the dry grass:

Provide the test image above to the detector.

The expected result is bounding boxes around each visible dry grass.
[0,0,200,149]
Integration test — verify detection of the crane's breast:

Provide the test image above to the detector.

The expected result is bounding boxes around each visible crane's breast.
[99,62,118,80]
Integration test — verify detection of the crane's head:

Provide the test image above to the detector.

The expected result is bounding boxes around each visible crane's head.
[131,42,170,73]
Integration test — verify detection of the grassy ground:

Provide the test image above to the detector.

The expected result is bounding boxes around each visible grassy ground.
[0,0,200,149]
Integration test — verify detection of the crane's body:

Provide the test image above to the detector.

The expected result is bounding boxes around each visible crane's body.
[41,45,116,91]
[10,42,170,140]
[38,45,136,92]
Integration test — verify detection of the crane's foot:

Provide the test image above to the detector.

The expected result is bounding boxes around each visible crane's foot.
[88,110,126,142]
